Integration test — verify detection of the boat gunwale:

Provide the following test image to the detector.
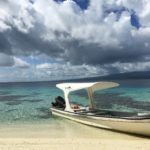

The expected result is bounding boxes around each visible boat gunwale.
[50,107,150,123]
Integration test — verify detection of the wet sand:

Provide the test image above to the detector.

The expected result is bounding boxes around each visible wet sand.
[0,119,149,150]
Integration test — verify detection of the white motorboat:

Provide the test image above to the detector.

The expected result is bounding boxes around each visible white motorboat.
[51,82,150,137]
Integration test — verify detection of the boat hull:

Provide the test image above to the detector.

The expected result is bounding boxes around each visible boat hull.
[51,108,150,137]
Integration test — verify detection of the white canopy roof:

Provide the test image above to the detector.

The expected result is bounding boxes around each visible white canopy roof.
[56,82,119,112]
[56,82,119,93]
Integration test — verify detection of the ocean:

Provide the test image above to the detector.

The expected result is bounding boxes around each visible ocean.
[0,79,150,124]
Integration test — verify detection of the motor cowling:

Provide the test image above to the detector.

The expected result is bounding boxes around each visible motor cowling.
[52,96,65,108]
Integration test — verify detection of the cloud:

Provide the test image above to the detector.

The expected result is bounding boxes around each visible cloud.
[0,53,29,69]
[0,0,150,81]
[13,57,30,68]
[0,53,14,66]
[36,62,107,80]
[103,62,150,74]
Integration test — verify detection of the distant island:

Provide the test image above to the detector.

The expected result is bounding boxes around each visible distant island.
[0,71,149,84]
[70,71,150,82]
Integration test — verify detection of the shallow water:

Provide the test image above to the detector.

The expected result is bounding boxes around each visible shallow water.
[0,79,150,124]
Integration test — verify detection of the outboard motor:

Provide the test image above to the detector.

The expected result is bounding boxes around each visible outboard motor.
[52,96,65,108]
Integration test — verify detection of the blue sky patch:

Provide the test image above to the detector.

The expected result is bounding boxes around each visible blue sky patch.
[130,11,140,29]
[54,0,89,10]
[105,7,140,29]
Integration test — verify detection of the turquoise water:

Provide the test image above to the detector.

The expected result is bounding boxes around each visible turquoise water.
[0,79,150,124]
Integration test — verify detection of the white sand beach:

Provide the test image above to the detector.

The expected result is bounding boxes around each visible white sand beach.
[0,119,149,150]
[0,138,150,150]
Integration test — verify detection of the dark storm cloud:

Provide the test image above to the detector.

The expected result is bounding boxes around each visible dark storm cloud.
[0,53,14,66]
[0,0,65,58]
[61,38,150,65]
[0,33,11,54]
[6,27,64,56]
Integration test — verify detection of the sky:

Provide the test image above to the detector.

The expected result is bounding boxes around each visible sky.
[0,0,150,82]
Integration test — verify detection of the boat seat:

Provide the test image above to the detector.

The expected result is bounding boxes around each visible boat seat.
[71,105,86,112]
[87,111,110,116]
[137,112,150,116]
[74,108,87,113]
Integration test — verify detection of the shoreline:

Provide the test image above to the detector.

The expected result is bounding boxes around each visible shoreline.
[0,120,149,150]
[0,119,147,139]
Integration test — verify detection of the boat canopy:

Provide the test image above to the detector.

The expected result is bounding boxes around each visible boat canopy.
[56,82,119,112]
[56,82,119,93]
